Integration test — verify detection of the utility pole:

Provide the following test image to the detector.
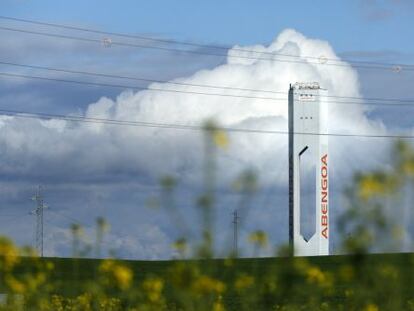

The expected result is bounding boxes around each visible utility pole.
[232,210,240,257]
[32,186,47,257]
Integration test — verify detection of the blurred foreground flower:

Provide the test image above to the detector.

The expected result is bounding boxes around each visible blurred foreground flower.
[0,237,20,270]
[192,275,226,296]
[212,130,229,149]
[172,237,188,258]
[248,230,268,248]
[234,274,255,291]
[99,260,133,290]
[203,120,229,149]
[142,277,164,303]
[357,172,398,201]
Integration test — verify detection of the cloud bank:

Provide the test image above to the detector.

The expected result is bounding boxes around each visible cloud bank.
[0,29,397,258]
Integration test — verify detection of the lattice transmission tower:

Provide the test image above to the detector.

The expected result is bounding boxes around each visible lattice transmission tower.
[31,186,47,257]
[232,210,240,257]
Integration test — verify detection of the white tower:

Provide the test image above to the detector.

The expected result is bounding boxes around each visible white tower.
[288,82,329,256]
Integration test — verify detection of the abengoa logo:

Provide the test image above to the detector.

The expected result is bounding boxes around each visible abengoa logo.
[321,154,328,239]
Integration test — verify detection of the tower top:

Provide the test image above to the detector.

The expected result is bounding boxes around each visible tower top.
[293,82,321,90]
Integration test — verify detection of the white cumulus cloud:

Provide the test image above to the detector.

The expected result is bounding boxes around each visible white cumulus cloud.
[0,29,399,258]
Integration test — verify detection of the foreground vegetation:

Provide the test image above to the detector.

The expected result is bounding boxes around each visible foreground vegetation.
[1,124,414,310]
[3,242,414,310]
[2,252,414,310]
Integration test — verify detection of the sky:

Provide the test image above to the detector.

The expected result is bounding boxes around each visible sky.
[2,0,414,52]
[0,0,413,259]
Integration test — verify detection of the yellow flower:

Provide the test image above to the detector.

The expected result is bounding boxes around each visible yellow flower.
[307,267,325,283]
[172,238,187,254]
[50,295,64,311]
[76,293,92,309]
[25,272,47,292]
[5,275,25,294]
[46,261,55,271]
[169,263,200,288]
[113,265,133,290]
[192,275,226,295]
[248,230,268,248]
[142,277,164,303]
[213,130,229,149]
[213,297,226,311]
[358,173,397,200]
[234,274,254,290]
[99,297,121,309]
[203,120,230,149]
[402,160,414,177]
[99,260,133,290]
[365,304,379,311]
[306,267,332,288]
[100,259,113,271]
[359,176,385,200]
[0,237,20,270]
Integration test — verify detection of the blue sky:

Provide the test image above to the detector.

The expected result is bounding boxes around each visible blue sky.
[0,0,413,259]
[2,0,414,54]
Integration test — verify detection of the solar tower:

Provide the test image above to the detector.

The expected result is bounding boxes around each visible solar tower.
[288,82,329,256]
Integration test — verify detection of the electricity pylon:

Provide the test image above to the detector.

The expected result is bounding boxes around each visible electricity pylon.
[32,186,47,257]
[232,210,240,257]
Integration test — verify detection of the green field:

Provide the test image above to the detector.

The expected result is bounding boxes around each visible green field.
[5,252,414,309]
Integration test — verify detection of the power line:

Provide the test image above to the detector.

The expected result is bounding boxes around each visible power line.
[2,60,414,105]
[0,71,284,101]
[1,15,413,71]
[2,70,414,107]
[0,25,413,72]
[0,25,346,68]
[0,107,414,139]
[317,93,414,104]
[0,60,288,95]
